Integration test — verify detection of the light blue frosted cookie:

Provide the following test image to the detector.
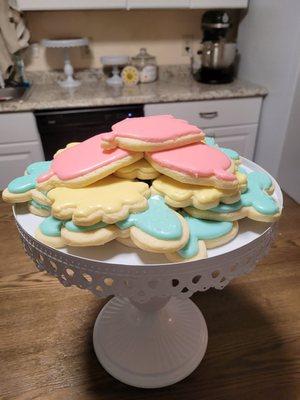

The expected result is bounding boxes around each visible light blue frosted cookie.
[35,216,122,248]
[167,212,238,262]
[28,199,51,217]
[185,170,281,223]
[116,195,190,253]
[2,161,51,204]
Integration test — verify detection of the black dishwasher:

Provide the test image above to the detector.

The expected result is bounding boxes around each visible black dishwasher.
[34,104,144,160]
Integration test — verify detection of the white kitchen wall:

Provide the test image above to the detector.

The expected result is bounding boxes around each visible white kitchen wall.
[24,9,203,70]
[237,0,300,178]
[278,61,300,203]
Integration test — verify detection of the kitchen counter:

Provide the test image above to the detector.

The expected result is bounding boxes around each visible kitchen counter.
[0,66,267,112]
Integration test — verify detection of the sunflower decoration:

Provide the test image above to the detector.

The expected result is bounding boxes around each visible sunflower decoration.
[121,66,140,86]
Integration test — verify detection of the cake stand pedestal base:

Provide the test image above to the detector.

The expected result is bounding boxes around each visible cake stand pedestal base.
[93,297,208,388]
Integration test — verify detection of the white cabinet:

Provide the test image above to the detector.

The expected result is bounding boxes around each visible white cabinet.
[144,98,262,160]
[127,0,190,8]
[0,142,44,189]
[204,125,258,159]
[0,112,44,189]
[190,0,248,8]
[9,0,126,10]
[11,0,248,10]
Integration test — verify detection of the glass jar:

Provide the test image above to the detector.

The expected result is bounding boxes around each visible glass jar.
[132,48,158,83]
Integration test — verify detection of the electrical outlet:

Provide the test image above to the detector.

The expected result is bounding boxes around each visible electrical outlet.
[182,35,194,57]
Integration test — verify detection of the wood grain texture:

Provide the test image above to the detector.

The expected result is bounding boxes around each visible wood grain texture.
[0,194,299,400]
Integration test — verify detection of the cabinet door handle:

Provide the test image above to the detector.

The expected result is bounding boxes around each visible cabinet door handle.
[199,111,218,119]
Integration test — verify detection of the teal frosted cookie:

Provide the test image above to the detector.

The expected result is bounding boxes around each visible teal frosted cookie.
[167,212,238,262]
[35,216,126,248]
[61,220,128,247]
[2,161,51,204]
[35,216,66,248]
[116,195,189,253]
[28,199,51,217]
[185,170,281,223]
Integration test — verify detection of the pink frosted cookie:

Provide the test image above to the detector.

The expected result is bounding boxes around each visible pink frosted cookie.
[37,134,143,191]
[146,142,238,189]
[100,115,204,151]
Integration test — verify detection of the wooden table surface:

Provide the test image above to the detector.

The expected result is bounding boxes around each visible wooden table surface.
[0,194,299,400]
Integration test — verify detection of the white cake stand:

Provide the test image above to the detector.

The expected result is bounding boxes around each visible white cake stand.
[41,38,89,88]
[13,159,282,389]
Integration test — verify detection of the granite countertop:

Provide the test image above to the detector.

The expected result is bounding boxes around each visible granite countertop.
[0,66,267,113]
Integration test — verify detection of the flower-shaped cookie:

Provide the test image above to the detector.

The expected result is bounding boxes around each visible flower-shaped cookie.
[47,176,151,225]
[151,174,241,210]
[101,115,204,151]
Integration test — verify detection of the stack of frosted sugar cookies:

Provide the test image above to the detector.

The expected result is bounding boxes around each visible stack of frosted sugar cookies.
[2,115,281,262]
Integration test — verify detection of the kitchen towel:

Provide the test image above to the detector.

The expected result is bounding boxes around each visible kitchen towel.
[0,0,30,80]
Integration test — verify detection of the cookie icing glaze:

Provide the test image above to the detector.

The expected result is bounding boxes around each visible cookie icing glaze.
[37,134,134,182]
[47,177,150,223]
[152,174,239,207]
[212,170,279,215]
[147,142,236,181]
[8,161,51,193]
[205,137,239,160]
[64,220,107,232]
[101,115,203,143]
[179,212,233,259]
[30,199,51,211]
[40,216,64,237]
[117,195,182,240]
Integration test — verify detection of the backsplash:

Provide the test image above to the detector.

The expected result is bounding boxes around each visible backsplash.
[23,10,204,71]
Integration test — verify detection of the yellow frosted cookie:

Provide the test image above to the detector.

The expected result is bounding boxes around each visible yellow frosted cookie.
[151,175,242,210]
[114,159,160,180]
[47,176,150,225]
[236,169,247,193]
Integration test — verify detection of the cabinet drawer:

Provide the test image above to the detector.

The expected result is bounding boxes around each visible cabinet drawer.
[144,98,262,128]
[0,141,44,188]
[0,112,41,144]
